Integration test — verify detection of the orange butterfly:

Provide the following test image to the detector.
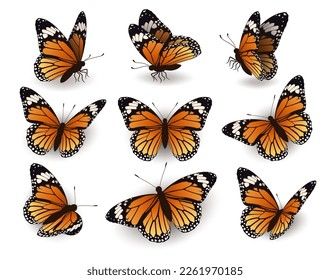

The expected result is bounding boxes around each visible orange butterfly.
[24,164,84,237]
[118,96,212,161]
[220,11,288,80]
[34,11,103,83]
[106,167,217,242]
[129,9,201,81]
[20,87,106,157]
[222,76,312,161]
[237,167,316,239]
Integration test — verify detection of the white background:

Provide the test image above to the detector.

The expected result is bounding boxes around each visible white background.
[1,0,328,279]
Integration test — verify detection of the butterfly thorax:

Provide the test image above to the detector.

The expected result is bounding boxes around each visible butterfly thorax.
[234,48,251,75]
[267,209,283,232]
[54,123,66,151]
[268,116,289,142]
[156,186,172,221]
[44,204,77,224]
[162,119,169,148]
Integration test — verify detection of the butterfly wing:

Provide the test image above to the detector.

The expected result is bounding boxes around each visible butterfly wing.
[20,87,60,155]
[139,9,172,42]
[237,11,264,80]
[258,13,288,79]
[237,168,279,238]
[269,181,316,240]
[275,75,312,145]
[157,36,201,68]
[68,11,87,62]
[106,194,171,242]
[118,97,163,161]
[24,164,82,237]
[60,99,106,157]
[168,97,212,161]
[163,172,217,233]
[129,24,165,67]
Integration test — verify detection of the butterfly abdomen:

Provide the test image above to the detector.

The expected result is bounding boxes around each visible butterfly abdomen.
[162,119,169,148]
[60,61,85,83]
[267,209,282,232]
[54,123,66,151]
[268,116,289,142]
[156,186,172,221]
[43,204,77,224]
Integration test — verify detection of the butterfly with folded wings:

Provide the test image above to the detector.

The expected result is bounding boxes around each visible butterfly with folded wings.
[220,11,288,80]
[129,9,201,81]
[34,11,103,83]
[237,167,316,239]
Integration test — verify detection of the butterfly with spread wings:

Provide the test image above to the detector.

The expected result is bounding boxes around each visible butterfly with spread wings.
[237,167,316,239]
[34,11,103,83]
[129,9,201,81]
[24,164,83,237]
[118,96,212,161]
[20,87,106,157]
[220,11,288,80]
[106,169,217,242]
[222,75,312,161]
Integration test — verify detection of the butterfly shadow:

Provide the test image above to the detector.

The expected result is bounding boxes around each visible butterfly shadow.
[135,71,190,85]
[238,77,280,88]
[32,76,95,91]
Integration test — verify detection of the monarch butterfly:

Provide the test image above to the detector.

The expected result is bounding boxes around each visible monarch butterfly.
[34,11,103,83]
[222,75,312,161]
[24,164,96,237]
[237,167,316,239]
[118,96,212,161]
[220,11,288,80]
[129,9,201,81]
[106,165,217,242]
[20,87,106,157]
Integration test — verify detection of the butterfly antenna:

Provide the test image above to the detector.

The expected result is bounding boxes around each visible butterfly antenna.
[269,94,276,116]
[246,113,267,119]
[219,34,236,48]
[159,162,168,186]
[166,102,179,119]
[152,102,165,119]
[64,105,76,123]
[276,193,283,209]
[84,53,104,62]
[74,186,76,204]
[131,60,149,69]
[226,33,237,48]
[61,103,65,122]
[135,174,156,189]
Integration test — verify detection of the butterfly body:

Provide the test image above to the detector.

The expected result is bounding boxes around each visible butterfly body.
[44,204,78,224]
[129,9,201,81]
[20,87,106,157]
[237,168,316,239]
[155,186,172,221]
[118,96,212,161]
[267,116,289,141]
[60,61,86,83]
[233,48,252,75]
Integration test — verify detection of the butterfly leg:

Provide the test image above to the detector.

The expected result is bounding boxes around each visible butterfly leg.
[164,71,169,81]
[151,72,158,82]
